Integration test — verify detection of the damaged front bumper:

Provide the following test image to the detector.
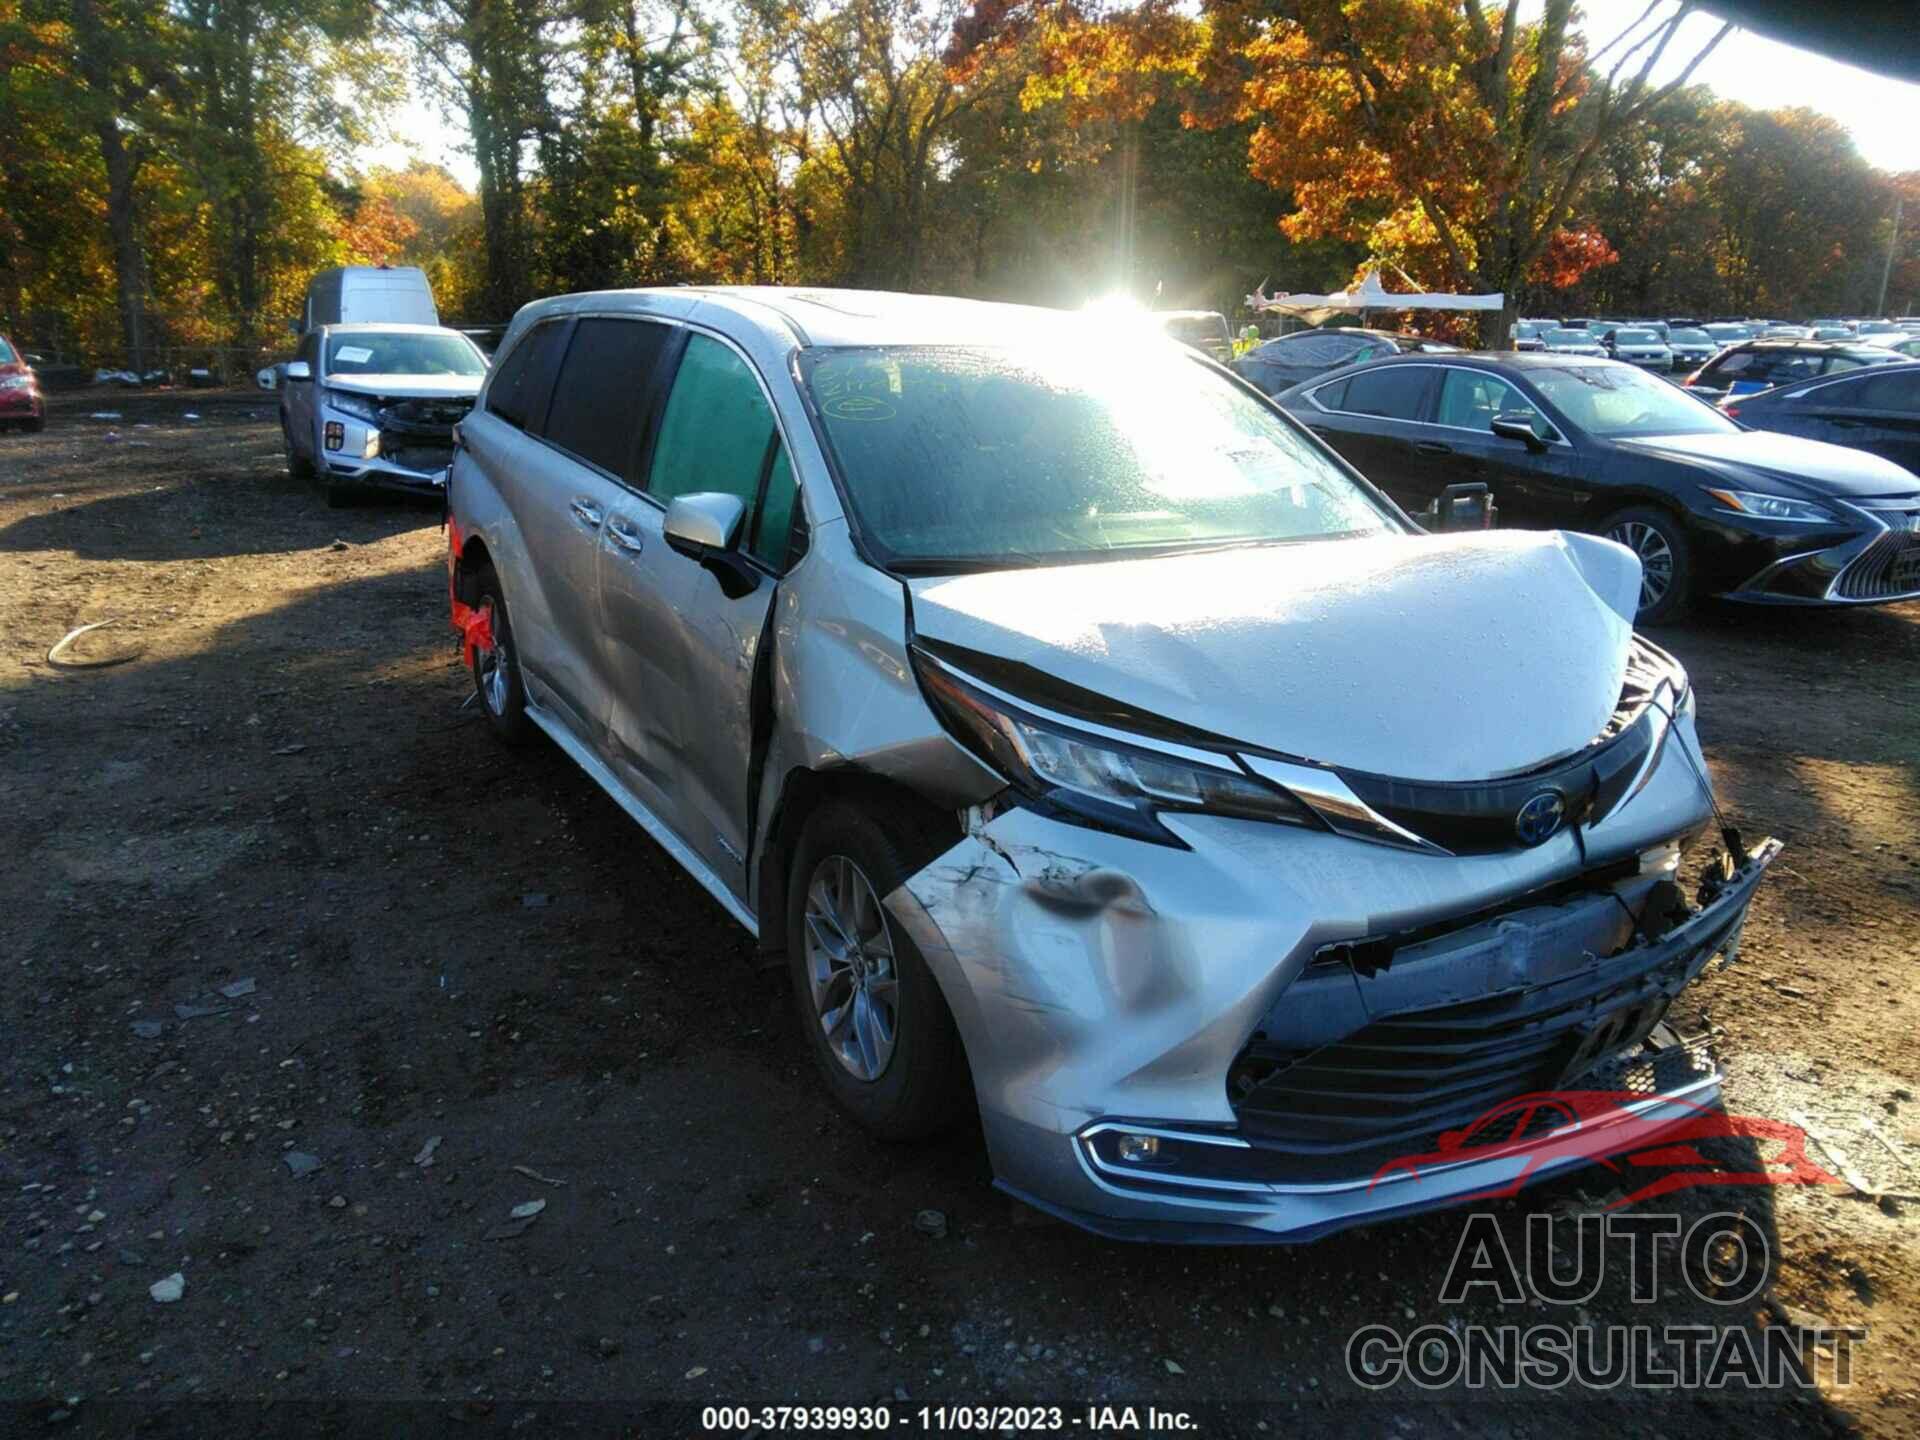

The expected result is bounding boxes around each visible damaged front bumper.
[319,402,466,494]
[884,718,1776,1243]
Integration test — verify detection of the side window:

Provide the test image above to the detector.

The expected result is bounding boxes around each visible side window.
[1435,370,1542,432]
[1844,370,1920,411]
[1762,353,1821,384]
[486,320,570,432]
[542,318,674,479]
[751,448,799,569]
[1340,366,1432,420]
[649,333,800,570]
[297,331,320,369]
[1311,377,1349,410]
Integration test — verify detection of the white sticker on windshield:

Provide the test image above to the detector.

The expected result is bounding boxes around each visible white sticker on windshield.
[333,346,373,364]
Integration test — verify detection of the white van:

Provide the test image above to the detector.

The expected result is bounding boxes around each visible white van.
[297,266,438,333]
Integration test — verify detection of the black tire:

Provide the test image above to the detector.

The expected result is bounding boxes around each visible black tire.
[323,476,355,508]
[282,415,314,480]
[786,801,969,1141]
[22,416,44,435]
[468,564,532,745]
[1603,505,1694,624]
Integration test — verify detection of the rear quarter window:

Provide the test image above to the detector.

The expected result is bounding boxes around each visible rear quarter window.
[1339,366,1432,420]
[486,320,571,432]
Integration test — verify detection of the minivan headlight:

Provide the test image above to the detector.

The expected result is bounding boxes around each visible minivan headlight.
[1702,488,1836,523]
[325,388,382,423]
[913,649,1319,842]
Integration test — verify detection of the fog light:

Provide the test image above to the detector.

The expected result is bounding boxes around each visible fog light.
[324,421,344,451]
[1116,1133,1160,1164]
[363,431,380,459]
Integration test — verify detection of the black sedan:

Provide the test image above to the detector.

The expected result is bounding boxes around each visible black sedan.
[1680,338,1906,400]
[1231,327,1459,396]
[1272,353,1920,622]
[1721,363,1920,476]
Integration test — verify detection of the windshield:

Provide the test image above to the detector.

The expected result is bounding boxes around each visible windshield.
[1858,322,1900,335]
[1612,329,1660,344]
[325,332,486,377]
[1530,364,1735,439]
[801,345,1401,571]
[1513,321,1548,338]
[1545,329,1592,344]
[1668,327,1711,345]
[0,336,14,364]
[1705,324,1749,342]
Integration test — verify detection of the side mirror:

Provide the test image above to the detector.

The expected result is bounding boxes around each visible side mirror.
[663,492,758,597]
[284,360,311,382]
[1489,411,1547,451]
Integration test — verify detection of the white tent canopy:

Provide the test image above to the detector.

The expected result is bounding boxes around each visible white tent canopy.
[1246,266,1504,326]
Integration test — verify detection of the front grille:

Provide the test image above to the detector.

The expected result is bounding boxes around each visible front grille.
[377,398,469,475]
[1831,522,1920,600]
[1229,936,1722,1177]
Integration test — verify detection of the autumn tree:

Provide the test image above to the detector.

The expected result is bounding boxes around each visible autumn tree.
[1021,0,1735,338]
[393,0,559,317]
[45,0,181,368]
[745,0,1031,288]
[172,1,395,347]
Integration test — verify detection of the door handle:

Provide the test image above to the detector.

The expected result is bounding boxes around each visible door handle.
[1413,441,1453,455]
[605,519,644,554]
[570,496,603,528]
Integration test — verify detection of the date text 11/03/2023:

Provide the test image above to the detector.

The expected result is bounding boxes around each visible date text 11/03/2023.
[701,1406,1200,1432]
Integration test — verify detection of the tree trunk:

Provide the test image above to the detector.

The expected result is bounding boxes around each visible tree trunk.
[70,0,149,371]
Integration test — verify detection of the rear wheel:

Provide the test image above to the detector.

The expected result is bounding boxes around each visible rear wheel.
[787,801,969,1141]
[468,564,531,745]
[1604,505,1694,624]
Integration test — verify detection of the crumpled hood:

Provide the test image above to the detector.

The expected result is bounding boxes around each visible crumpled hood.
[1618,429,1920,499]
[326,374,481,400]
[909,530,1641,783]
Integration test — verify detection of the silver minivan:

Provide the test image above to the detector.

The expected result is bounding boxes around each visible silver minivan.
[445,287,1775,1242]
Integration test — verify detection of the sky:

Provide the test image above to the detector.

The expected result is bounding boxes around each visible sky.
[357,1,1920,190]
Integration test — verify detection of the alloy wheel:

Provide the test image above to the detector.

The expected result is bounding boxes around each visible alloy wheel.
[802,854,899,1081]
[477,605,509,715]
[1609,519,1675,611]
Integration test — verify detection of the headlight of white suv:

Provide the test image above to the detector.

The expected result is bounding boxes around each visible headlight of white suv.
[1702,488,1837,524]
[325,388,382,423]
[913,648,1318,844]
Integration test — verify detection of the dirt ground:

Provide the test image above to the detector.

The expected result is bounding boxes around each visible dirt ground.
[2,388,1918,1438]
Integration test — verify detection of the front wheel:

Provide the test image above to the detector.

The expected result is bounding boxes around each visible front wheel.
[1604,505,1694,624]
[787,802,969,1141]
[282,415,314,480]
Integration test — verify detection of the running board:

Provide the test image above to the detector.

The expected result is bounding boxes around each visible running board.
[523,704,760,938]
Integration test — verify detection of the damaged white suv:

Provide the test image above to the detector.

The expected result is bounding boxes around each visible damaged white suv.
[445,288,1776,1242]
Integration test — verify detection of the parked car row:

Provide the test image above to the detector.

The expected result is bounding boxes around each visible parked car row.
[442,285,1782,1244]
